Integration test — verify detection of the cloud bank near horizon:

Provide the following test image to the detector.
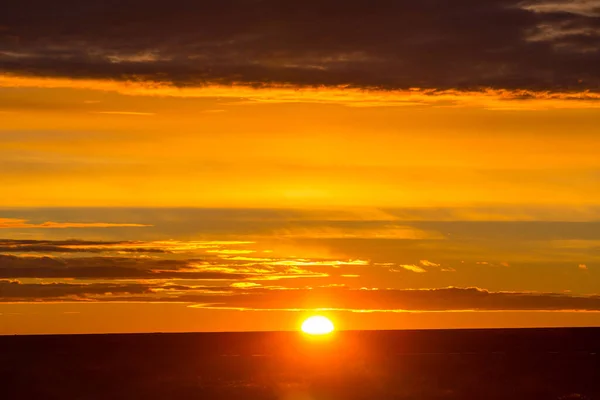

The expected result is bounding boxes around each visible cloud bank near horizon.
[4,279,600,313]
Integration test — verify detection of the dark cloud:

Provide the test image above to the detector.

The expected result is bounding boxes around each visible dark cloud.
[1,0,599,91]
[0,280,234,301]
[0,239,124,246]
[3,281,600,312]
[0,279,152,300]
[0,239,170,253]
[0,251,330,280]
[0,254,251,280]
[0,246,168,253]
[0,218,150,229]
[182,287,600,311]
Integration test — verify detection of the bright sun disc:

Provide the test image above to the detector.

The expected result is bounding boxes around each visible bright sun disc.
[301,316,335,335]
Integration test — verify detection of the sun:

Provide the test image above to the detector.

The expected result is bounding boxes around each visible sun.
[301,316,335,335]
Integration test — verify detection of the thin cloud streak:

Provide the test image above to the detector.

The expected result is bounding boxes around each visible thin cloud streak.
[0,218,150,229]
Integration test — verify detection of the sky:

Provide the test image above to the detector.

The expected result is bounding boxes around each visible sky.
[1,0,600,334]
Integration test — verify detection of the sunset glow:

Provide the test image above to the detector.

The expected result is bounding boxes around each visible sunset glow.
[4,2,600,399]
[301,316,335,335]
[1,0,600,335]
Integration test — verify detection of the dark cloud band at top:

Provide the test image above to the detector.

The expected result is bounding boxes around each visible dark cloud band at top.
[1,0,599,92]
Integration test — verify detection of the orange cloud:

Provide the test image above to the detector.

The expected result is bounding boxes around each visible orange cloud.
[419,260,441,268]
[2,74,600,110]
[392,265,428,274]
[230,282,262,289]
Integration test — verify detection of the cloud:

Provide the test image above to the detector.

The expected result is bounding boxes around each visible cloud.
[384,260,453,274]
[0,0,599,101]
[182,287,600,312]
[1,75,600,109]
[420,260,441,268]
[230,282,262,289]
[0,239,384,282]
[0,218,150,229]
[0,239,172,253]
[523,0,600,17]
[0,248,331,280]
[0,279,241,301]
[4,282,600,313]
[392,265,428,274]
[0,279,152,300]
[0,254,251,280]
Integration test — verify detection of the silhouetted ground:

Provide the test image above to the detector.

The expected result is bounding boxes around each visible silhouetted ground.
[2,328,600,399]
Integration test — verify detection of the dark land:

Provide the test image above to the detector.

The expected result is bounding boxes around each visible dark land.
[3,328,600,399]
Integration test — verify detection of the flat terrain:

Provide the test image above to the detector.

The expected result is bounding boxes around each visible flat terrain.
[3,328,600,399]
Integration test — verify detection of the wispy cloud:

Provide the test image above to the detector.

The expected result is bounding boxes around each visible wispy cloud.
[419,260,441,268]
[2,75,600,109]
[392,265,428,274]
[0,218,150,229]
[0,242,336,280]
[523,0,600,17]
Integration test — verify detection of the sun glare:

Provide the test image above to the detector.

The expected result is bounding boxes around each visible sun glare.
[301,316,335,335]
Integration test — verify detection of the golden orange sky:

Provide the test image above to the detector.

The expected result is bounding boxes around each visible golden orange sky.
[1,0,600,334]
[2,81,599,208]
